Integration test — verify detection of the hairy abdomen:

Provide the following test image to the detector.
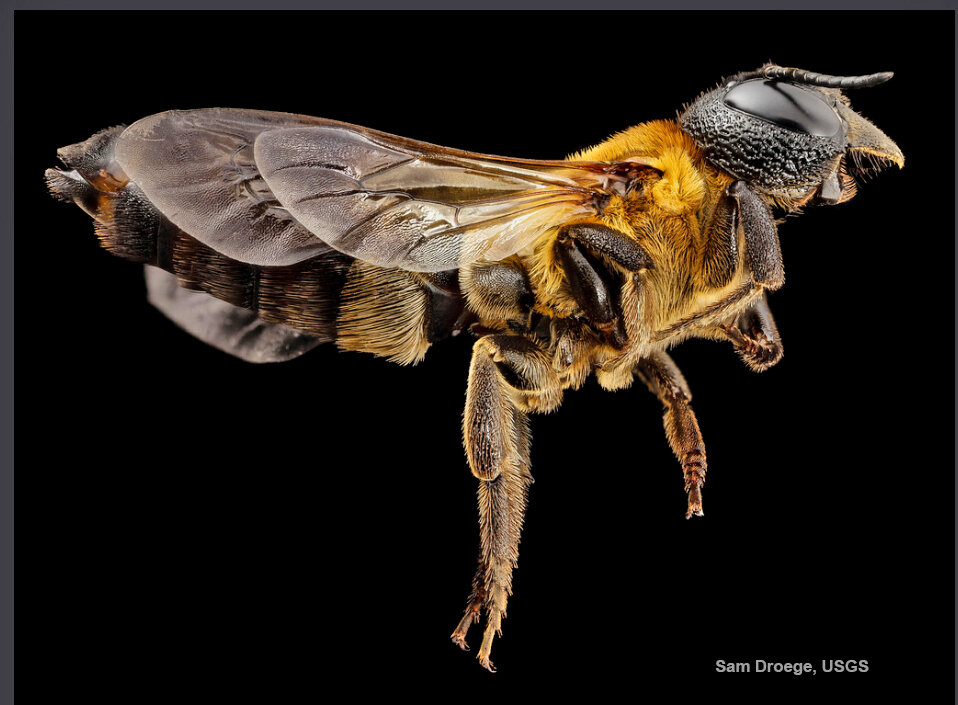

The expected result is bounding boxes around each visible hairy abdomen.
[46,128,468,364]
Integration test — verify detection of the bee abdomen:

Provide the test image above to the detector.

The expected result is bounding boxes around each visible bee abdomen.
[45,126,159,264]
[47,130,466,363]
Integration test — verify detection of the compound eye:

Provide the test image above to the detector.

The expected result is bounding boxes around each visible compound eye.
[724,79,841,137]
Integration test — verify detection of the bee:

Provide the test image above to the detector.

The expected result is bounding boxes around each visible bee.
[45,64,903,672]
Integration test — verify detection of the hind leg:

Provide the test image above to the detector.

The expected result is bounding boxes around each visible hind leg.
[451,334,561,671]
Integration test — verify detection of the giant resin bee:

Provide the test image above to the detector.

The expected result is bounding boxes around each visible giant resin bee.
[45,64,903,671]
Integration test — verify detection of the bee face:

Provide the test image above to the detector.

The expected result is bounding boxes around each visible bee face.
[680,66,903,207]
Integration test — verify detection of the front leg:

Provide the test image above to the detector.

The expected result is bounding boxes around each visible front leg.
[451,334,561,671]
[719,293,783,371]
[699,180,785,291]
[729,180,785,290]
[636,351,707,519]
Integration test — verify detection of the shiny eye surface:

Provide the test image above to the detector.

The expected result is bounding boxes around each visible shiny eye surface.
[724,80,842,137]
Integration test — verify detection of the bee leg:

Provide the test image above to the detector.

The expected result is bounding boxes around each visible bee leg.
[635,351,707,519]
[459,258,535,333]
[554,222,655,348]
[452,334,560,671]
[555,236,629,347]
[451,405,532,671]
[719,292,783,372]
[728,180,785,290]
[701,186,739,289]
[555,222,653,273]
[701,182,785,291]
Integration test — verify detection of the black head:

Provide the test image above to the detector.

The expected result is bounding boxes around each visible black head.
[679,64,904,208]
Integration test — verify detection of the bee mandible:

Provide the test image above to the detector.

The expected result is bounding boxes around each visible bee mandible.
[45,64,903,671]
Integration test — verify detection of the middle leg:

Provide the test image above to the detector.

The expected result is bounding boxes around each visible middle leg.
[636,351,708,519]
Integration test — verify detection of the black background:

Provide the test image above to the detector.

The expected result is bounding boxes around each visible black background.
[17,10,954,699]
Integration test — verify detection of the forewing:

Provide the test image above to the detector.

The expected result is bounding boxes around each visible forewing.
[114,109,332,266]
[254,125,657,271]
[116,108,658,272]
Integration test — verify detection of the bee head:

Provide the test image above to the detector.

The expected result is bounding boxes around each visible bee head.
[679,64,904,208]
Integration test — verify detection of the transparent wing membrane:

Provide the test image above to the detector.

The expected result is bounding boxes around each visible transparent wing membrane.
[114,109,658,272]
